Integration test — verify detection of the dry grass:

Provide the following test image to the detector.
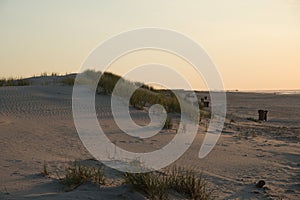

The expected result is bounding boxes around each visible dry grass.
[41,161,49,177]
[124,166,214,200]
[124,172,169,200]
[166,166,214,200]
[0,78,30,87]
[60,162,105,190]
[42,161,214,199]
[163,116,173,129]
[61,76,75,85]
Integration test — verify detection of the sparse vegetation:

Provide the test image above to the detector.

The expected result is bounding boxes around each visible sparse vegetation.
[124,171,169,200]
[61,162,105,190]
[124,166,214,200]
[0,78,30,87]
[98,72,123,94]
[41,161,213,199]
[79,70,202,116]
[41,161,49,177]
[61,76,75,85]
[167,166,213,200]
[0,70,202,121]
[163,116,173,129]
[0,70,203,122]
[41,72,48,77]
[129,88,182,113]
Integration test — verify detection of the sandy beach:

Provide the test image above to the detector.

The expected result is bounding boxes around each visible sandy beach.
[1,0,300,199]
[0,84,299,199]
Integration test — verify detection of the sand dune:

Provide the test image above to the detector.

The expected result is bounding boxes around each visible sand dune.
[0,85,299,199]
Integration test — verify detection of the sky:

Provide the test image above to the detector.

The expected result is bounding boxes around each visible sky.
[0,0,299,90]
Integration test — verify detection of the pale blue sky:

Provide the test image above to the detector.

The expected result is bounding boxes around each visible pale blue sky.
[0,0,299,90]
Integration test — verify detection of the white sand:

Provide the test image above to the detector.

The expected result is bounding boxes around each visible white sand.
[0,85,299,199]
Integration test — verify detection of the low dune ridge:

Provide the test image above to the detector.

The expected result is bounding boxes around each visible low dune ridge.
[0,80,300,199]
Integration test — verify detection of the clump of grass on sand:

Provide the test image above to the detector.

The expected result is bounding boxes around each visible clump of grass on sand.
[61,76,75,85]
[167,166,214,200]
[163,116,173,129]
[42,161,213,199]
[60,162,105,190]
[124,171,169,200]
[41,161,49,177]
[124,166,214,200]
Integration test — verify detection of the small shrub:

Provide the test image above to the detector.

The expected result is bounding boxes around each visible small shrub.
[42,161,49,177]
[166,166,213,200]
[163,116,172,129]
[61,162,105,189]
[125,166,214,200]
[124,172,169,200]
[61,76,75,86]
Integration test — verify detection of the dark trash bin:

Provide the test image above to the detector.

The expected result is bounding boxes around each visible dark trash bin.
[264,110,268,121]
[258,110,268,121]
[258,110,264,121]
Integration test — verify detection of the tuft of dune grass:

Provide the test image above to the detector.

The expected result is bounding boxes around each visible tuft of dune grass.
[124,166,214,200]
[61,162,105,190]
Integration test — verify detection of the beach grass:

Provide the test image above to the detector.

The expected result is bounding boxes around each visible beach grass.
[41,161,49,177]
[43,161,213,199]
[124,166,214,200]
[81,70,201,117]
[61,76,75,85]
[124,171,169,199]
[166,166,213,200]
[163,116,173,129]
[0,78,30,87]
[60,162,105,190]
